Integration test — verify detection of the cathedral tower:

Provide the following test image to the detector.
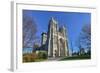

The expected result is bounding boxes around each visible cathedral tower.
[41,32,47,45]
[47,17,58,57]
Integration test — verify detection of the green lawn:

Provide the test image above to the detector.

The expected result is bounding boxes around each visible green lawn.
[60,55,91,61]
[23,52,91,63]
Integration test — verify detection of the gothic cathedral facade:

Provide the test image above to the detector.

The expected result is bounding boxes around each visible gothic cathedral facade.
[41,17,69,58]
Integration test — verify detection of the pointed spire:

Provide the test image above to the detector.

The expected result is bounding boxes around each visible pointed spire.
[50,17,58,25]
[51,17,54,21]
[51,17,55,23]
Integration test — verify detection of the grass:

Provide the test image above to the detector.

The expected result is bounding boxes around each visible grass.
[23,53,91,63]
[60,55,91,61]
[23,52,48,63]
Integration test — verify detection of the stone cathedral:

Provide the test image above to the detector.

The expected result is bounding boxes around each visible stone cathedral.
[41,17,69,58]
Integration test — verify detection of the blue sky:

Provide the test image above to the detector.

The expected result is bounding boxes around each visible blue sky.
[23,10,91,53]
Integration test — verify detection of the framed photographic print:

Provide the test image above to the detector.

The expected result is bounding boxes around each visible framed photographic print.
[11,1,97,71]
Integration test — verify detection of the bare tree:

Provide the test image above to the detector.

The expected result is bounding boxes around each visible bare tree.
[76,24,91,55]
[81,24,91,49]
[23,15,38,48]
